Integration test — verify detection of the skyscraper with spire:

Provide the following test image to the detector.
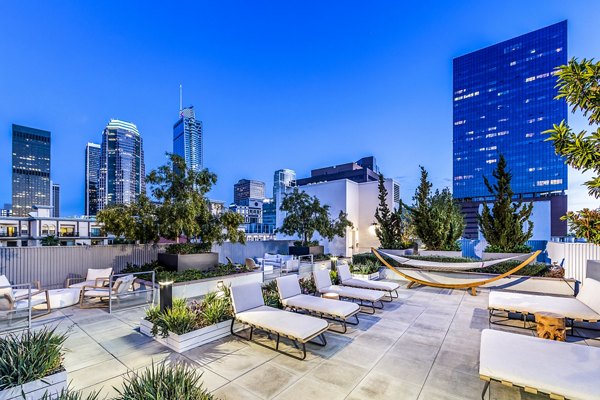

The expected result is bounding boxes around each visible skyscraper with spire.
[173,89,203,171]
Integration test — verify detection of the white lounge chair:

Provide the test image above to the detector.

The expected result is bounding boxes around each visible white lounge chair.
[0,275,50,328]
[67,267,113,289]
[479,329,600,400]
[79,274,135,308]
[230,282,328,360]
[337,264,400,301]
[488,278,600,335]
[313,269,385,314]
[276,275,360,333]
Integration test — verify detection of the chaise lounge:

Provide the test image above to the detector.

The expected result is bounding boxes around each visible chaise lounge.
[230,282,328,359]
[313,269,385,314]
[337,263,400,301]
[276,274,360,333]
[479,329,600,399]
[488,278,600,334]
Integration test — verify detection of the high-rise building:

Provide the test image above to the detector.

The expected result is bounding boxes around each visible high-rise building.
[51,183,60,218]
[233,179,265,205]
[295,156,379,186]
[273,169,296,229]
[85,142,101,216]
[173,106,203,171]
[453,21,568,238]
[98,120,145,210]
[11,124,51,217]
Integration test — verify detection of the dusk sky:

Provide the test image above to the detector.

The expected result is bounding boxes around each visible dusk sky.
[1,1,598,216]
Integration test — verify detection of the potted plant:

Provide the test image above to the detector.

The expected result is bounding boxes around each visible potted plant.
[350,260,381,281]
[0,328,68,400]
[278,188,353,256]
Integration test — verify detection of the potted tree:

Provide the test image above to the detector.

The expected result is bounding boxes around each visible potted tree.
[278,188,353,256]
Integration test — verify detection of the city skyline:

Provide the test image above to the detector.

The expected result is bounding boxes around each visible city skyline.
[1,2,599,216]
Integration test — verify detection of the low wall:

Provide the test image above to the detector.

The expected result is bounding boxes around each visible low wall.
[213,240,293,264]
[546,242,600,282]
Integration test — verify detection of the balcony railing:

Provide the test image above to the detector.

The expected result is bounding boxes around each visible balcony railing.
[59,232,79,238]
[0,232,18,238]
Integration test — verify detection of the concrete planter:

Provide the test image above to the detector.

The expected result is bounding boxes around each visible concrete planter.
[158,252,219,272]
[419,250,463,258]
[140,319,244,353]
[289,246,324,256]
[0,370,67,400]
[351,272,380,281]
[170,271,263,299]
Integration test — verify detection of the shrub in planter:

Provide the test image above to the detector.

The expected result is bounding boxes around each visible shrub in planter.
[299,276,316,294]
[350,260,380,275]
[165,243,212,255]
[0,327,67,392]
[352,252,379,265]
[122,261,254,284]
[40,388,100,400]
[114,362,215,400]
[262,280,283,309]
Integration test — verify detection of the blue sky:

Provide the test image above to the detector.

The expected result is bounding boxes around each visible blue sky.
[0,1,598,216]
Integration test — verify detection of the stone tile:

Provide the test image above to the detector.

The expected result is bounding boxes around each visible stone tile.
[183,336,250,365]
[273,376,349,400]
[390,338,441,363]
[78,374,124,399]
[68,358,129,390]
[372,352,432,387]
[268,352,323,374]
[329,340,388,369]
[304,358,369,392]
[422,364,487,400]
[433,348,479,376]
[213,382,263,400]
[346,371,421,400]
[205,345,276,381]
[234,362,300,399]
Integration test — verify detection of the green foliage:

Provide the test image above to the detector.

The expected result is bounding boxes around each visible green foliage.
[352,252,378,265]
[350,260,380,275]
[262,280,283,309]
[122,260,253,283]
[408,167,465,250]
[278,188,353,246]
[293,240,319,247]
[151,298,197,336]
[40,388,101,400]
[165,242,212,255]
[542,58,600,243]
[0,327,67,390]
[478,155,534,252]
[312,253,332,261]
[97,193,160,244]
[114,362,215,400]
[484,244,531,254]
[41,235,60,246]
[561,208,600,244]
[374,174,412,249]
[329,270,340,285]
[299,276,316,294]
[190,287,233,326]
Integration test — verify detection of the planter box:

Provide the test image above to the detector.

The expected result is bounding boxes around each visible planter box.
[289,246,324,256]
[418,250,462,258]
[0,370,67,400]
[158,252,219,272]
[140,319,244,353]
[170,271,263,299]
[351,272,380,281]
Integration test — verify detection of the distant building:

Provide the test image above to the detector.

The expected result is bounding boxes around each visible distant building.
[0,206,11,217]
[51,183,60,218]
[11,124,51,216]
[233,179,265,205]
[230,199,263,224]
[453,21,568,239]
[85,142,101,216]
[98,119,145,211]
[173,106,203,171]
[273,169,296,229]
[208,199,226,216]
[295,156,379,186]
[262,198,276,226]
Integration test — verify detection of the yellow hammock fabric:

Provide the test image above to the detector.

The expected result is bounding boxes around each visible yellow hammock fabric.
[371,248,542,296]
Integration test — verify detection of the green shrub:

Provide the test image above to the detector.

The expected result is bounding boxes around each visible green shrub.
[165,243,212,255]
[151,298,197,337]
[190,287,233,327]
[312,253,332,261]
[352,253,378,265]
[485,244,532,254]
[122,261,253,284]
[299,276,316,294]
[40,388,101,400]
[293,240,319,247]
[0,327,67,390]
[350,260,380,275]
[114,362,215,400]
[329,270,340,285]
[262,280,283,309]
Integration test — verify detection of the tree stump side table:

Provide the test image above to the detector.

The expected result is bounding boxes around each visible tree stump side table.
[535,311,566,341]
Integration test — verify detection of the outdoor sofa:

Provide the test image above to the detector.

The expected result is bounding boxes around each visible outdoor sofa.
[0,275,50,328]
[276,274,360,333]
[337,263,400,301]
[230,282,328,359]
[313,269,385,314]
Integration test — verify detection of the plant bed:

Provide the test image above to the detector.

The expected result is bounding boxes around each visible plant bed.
[0,370,67,400]
[349,259,381,281]
[158,252,219,272]
[170,271,263,300]
[351,272,380,281]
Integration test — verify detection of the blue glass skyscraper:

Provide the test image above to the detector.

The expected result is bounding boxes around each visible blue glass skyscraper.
[453,21,568,238]
[173,106,203,171]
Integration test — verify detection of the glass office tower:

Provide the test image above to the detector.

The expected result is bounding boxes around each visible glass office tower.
[85,142,101,216]
[98,120,145,211]
[11,124,51,216]
[453,21,568,238]
[173,106,203,171]
[51,183,60,217]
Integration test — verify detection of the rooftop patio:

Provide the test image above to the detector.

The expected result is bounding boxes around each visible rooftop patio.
[27,282,598,400]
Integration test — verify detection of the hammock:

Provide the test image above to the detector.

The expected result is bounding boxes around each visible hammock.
[371,248,542,296]
[376,250,532,272]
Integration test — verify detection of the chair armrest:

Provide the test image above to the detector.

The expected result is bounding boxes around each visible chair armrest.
[66,277,84,287]
[32,280,41,290]
[94,277,110,286]
[14,289,47,302]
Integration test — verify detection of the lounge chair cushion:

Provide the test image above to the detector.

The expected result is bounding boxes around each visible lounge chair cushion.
[341,278,399,292]
[83,288,111,297]
[313,269,334,291]
[488,291,600,321]
[236,305,328,343]
[276,275,302,300]
[14,294,48,310]
[319,284,385,302]
[114,274,135,294]
[480,329,600,400]
[231,283,265,313]
[576,278,600,315]
[0,275,14,302]
[282,295,359,319]
[87,268,113,282]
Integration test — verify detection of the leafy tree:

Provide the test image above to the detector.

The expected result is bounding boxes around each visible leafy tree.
[408,166,464,250]
[543,58,600,244]
[374,174,411,249]
[278,188,353,246]
[478,155,533,252]
[40,235,60,246]
[97,194,159,244]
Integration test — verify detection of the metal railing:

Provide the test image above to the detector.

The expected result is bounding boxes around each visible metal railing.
[108,271,156,313]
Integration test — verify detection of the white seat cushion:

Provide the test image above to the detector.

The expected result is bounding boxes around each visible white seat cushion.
[319,285,384,302]
[68,280,96,289]
[489,291,600,321]
[480,329,600,400]
[276,275,302,300]
[342,278,399,292]
[0,275,14,302]
[283,294,359,319]
[577,278,600,315]
[14,293,48,310]
[86,268,112,282]
[83,288,111,297]
[236,305,328,342]
[231,283,265,313]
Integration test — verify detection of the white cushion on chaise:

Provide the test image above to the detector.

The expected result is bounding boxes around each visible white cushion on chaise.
[337,264,400,292]
[69,267,113,289]
[488,278,600,322]
[313,269,385,302]
[480,329,600,400]
[276,275,359,320]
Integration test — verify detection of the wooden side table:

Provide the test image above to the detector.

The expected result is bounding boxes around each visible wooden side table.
[535,311,566,341]
[322,293,340,301]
